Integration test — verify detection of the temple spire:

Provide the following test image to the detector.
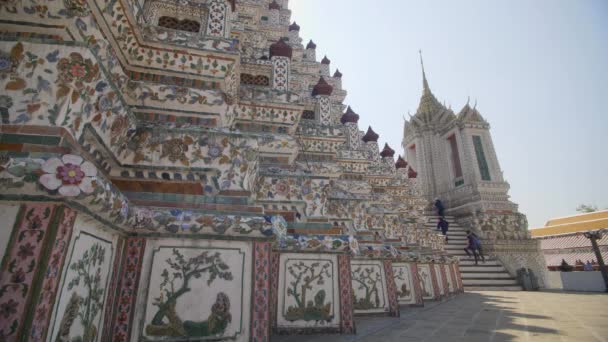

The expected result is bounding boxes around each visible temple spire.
[419,49,430,93]
[414,50,444,117]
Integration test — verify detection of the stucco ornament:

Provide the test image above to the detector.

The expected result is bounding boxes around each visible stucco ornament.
[271,215,287,245]
[39,154,97,196]
[348,235,360,255]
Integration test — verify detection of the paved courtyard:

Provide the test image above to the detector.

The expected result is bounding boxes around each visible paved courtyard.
[273,291,608,342]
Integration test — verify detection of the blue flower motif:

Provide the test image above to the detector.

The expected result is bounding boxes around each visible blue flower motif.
[45,50,60,63]
[0,56,11,71]
[208,145,222,158]
[170,209,183,217]
[95,81,108,92]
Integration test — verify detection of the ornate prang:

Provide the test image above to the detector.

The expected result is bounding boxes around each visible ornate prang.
[340,106,360,124]
[380,143,395,158]
[312,77,333,96]
[362,126,379,143]
[269,39,293,59]
[289,22,300,31]
[395,156,408,169]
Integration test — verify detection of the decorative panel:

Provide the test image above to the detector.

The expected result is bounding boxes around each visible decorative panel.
[416,264,434,300]
[276,253,340,330]
[47,215,118,342]
[391,263,416,305]
[135,239,252,342]
[350,260,389,314]
[272,56,290,91]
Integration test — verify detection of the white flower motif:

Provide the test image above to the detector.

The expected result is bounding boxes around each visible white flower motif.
[39,154,97,197]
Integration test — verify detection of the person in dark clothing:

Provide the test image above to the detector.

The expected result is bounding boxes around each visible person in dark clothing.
[437,217,449,242]
[464,230,485,265]
[434,198,445,217]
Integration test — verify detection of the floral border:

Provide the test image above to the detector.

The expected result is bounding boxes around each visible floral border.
[0,203,56,342]
[429,263,441,301]
[250,242,270,342]
[382,260,400,317]
[410,263,424,306]
[28,206,77,342]
[111,237,146,342]
[337,254,355,334]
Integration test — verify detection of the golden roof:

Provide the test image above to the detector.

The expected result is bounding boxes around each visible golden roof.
[530,210,608,237]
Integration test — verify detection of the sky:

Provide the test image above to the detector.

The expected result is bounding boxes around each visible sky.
[288,0,608,228]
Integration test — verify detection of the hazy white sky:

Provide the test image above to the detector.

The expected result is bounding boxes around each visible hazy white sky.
[288,0,608,228]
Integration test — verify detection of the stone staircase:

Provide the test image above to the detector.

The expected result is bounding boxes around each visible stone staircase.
[424,216,522,291]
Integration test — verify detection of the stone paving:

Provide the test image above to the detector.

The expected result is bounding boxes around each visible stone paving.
[273,291,608,342]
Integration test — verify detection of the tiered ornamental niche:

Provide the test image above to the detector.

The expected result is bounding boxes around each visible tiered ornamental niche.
[0,0,461,341]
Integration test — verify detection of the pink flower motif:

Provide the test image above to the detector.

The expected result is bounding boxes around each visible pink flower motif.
[274,181,290,196]
[39,154,97,197]
[69,63,87,78]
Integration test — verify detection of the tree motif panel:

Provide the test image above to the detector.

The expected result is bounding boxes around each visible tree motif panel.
[350,260,389,314]
[416,264,434,300]
[391,263,415,305]
[277,253,340,330]
[137,240,251,341]
[47,216,118,342]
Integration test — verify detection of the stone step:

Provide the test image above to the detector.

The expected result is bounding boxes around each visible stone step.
[459,265,508,272]
[462,278,518,285]
[461,273,513,279]
[458,259,502,266]
[465,285,523,291]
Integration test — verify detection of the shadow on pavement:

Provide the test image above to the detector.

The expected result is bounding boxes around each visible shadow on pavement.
[271,291,567,342]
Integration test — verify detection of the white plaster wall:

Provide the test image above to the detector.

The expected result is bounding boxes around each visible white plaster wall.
[132,238,252,342]
[351,260,390,314]
[0,203,20,262]
[546,271,563,290]
[392,263,416,305]
[277,253,340,329]
[47,214,119,342]
[560,272,606,292]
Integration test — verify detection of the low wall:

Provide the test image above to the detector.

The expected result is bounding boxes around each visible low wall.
[559,272,606,292]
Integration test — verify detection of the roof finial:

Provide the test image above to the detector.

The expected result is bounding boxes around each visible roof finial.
[474,98,477,109]
[419,49,429,91]
[467,96,470,106]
